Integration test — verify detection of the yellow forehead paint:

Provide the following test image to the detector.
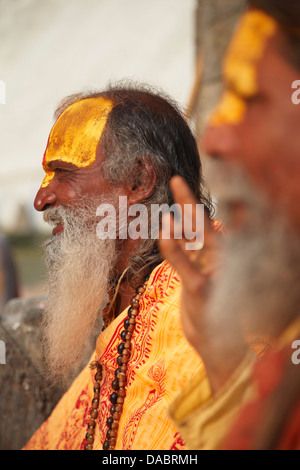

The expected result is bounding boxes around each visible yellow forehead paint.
[41,171,55,189]
[210,91,247,126]
[209,10,278,126]
[41,97,114,188]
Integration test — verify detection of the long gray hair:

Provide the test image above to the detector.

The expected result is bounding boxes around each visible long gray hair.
[54,82,213,286]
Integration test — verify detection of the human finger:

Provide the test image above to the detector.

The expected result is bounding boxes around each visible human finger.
[169,175,217,250]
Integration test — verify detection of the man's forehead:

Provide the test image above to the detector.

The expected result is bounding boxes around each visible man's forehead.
[209,9,278,127]
[223,9,278,97]
[43,97,114,170]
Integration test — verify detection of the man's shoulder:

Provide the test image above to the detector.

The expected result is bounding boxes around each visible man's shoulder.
[149,259,180,285]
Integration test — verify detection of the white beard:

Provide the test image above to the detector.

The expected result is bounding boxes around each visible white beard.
[205,161,300,340]
[42,198,118,383]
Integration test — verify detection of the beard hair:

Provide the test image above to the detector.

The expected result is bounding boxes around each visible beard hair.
[205,160,300,341]
[42,196,119,384]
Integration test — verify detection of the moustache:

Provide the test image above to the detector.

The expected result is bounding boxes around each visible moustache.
[43,207,65,227]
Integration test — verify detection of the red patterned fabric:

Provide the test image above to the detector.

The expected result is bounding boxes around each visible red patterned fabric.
[24,261,204,450]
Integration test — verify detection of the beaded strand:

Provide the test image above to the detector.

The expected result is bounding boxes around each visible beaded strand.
[84,278,148,450]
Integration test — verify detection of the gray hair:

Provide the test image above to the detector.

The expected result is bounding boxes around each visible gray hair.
[54,82,212,286]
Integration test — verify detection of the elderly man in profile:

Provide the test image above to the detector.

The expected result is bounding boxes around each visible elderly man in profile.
[24,84,214,450]
[162,0,300,451]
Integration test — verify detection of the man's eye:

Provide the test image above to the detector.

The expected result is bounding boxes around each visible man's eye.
[54,168,67,174]
[243,93,263,104]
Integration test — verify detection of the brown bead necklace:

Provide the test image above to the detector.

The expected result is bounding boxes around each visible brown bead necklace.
[84,276,149,450]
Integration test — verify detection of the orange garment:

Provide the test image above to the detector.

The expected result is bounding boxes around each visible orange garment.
[223,322,300,450]
[24,261,204,450]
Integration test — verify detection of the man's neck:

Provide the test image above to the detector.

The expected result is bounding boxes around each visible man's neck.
[112,238,141,317]
[114,280,136,317]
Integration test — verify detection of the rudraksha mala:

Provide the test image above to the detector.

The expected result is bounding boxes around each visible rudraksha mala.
[84,277,149,450]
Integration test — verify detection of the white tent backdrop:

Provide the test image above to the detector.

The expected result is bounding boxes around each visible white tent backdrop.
[0,0,196,232]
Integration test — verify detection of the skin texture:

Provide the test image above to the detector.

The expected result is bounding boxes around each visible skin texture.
[35,145,118,214]
[160,11,300,393]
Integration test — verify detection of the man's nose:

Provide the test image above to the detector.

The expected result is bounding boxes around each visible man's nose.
[202,124,239,161]
[34,184,57,212]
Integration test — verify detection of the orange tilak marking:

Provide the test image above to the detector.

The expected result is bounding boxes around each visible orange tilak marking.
[209,10,278,126]
[40,97,114,187]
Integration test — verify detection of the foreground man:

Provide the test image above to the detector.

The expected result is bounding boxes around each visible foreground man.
[24,84,213,450]
[162,0,300,450]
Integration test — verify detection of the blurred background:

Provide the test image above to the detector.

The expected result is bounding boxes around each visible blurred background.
[0,0,196,300]
[0,0,245,450]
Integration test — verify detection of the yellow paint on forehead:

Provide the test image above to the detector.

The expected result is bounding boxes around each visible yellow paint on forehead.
[210,91,247,126]
[41,97,114,187]
[209,10,278,126]
[224,10,278,97]
[41,171,55,189]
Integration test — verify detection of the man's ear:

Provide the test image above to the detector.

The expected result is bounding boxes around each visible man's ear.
[127,156,157,204]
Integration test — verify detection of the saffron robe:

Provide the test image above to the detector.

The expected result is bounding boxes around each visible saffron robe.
[222,319,300,450]
[169,320,299,450]
[24,260,204,450]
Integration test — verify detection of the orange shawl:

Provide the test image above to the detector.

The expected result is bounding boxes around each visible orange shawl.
[24,261,204,450]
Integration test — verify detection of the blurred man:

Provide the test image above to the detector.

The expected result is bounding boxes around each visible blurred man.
[162,0,300,450]
[24,84,214,450]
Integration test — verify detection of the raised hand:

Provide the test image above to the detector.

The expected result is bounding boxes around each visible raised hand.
[159,176,247,393]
